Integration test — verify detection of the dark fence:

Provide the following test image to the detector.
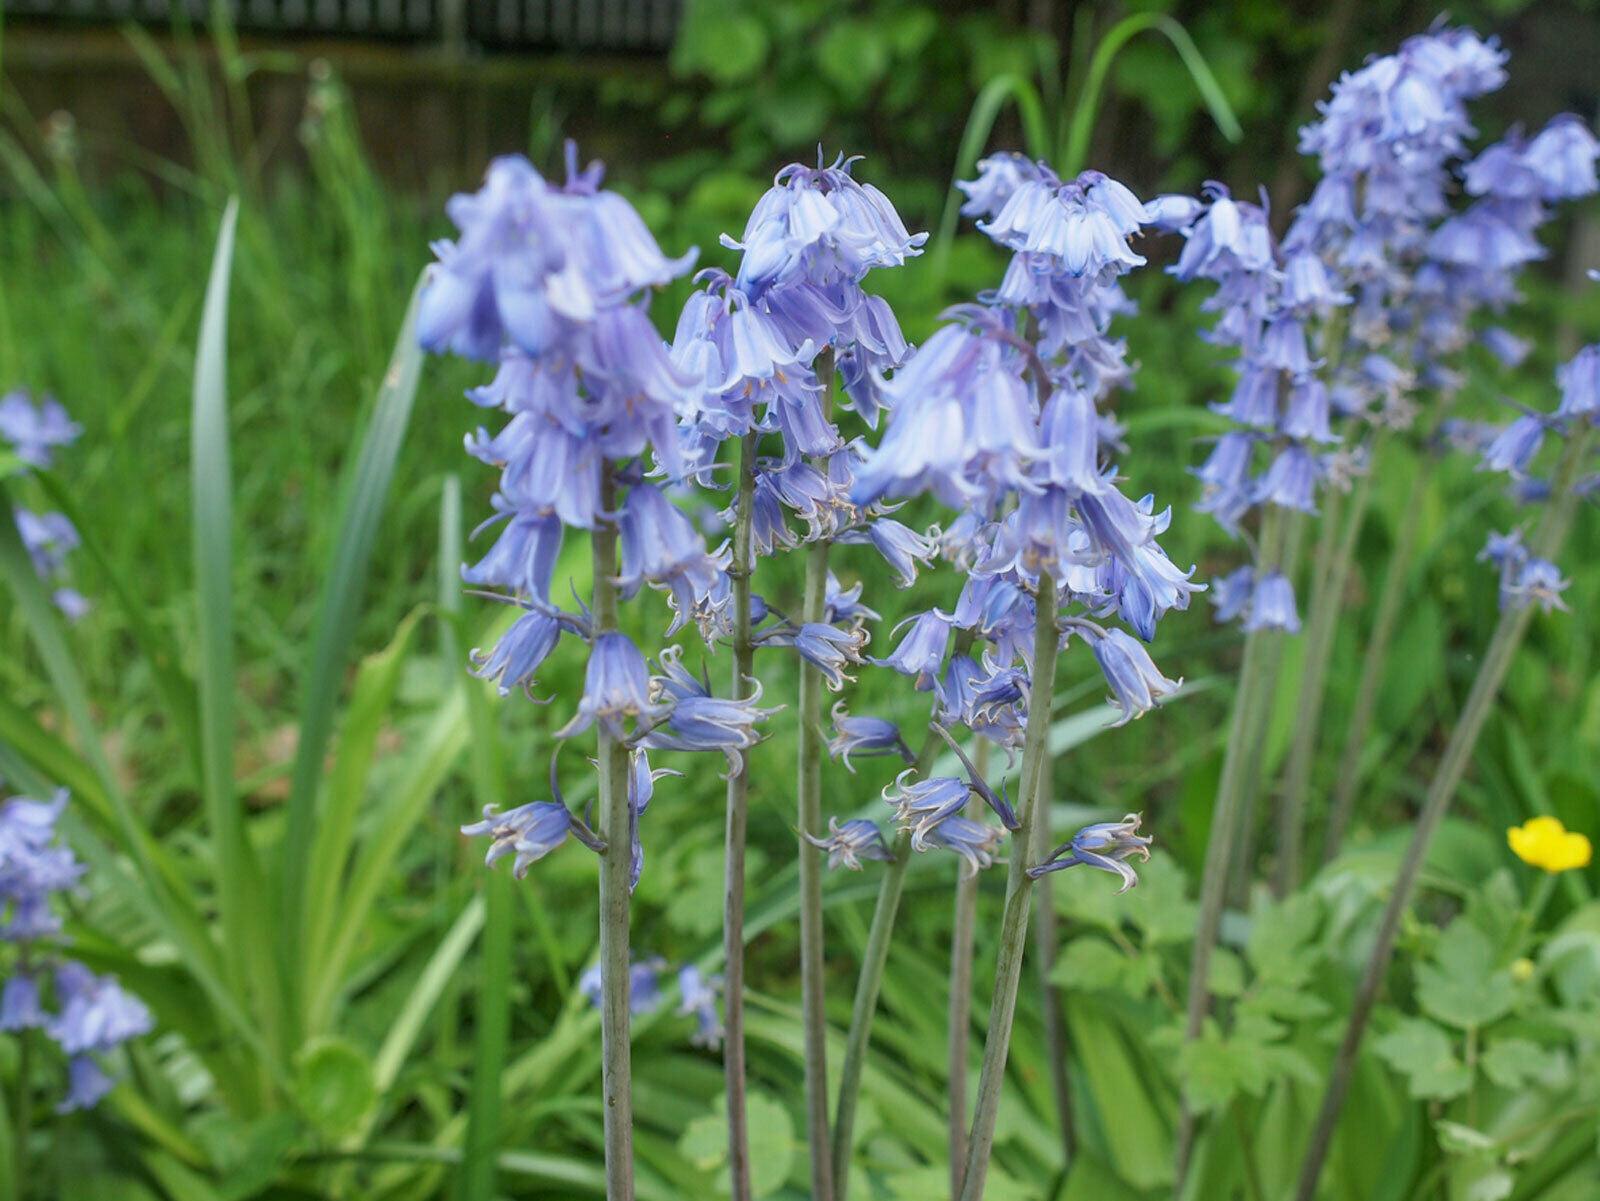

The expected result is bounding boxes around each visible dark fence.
[3,0,680,51]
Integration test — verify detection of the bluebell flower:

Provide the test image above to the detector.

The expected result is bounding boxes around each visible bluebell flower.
[1142,194,1204,234]
[872,610,953,690]
[1523,114,1600,200]
[47,962,153,1057]
[827,703,911,771]
[723,152,926,295]
[616,484,731,640]
[0,390,80,469]
[1208,566,1255,624]
[1244,572,1301,633]
[676,965,723,1049]
[758,621,870,691]
[557,632,665,739]
[1,789,84,941]
[643,669,777,776]
[461,506,564,602]
[1480,326,1532,369]
[837,518,937,588]
[58,1056,116,1114]
[1557,345,1600,421]
[468,607,563,698]
[0,973,45,1030]
[461,800,578,876]
[957,152,1041,221]
[1091,629,1182,726]
[1504,556,1569,612]
[804,817,894,870]
[824,571,880,626]
[883,773,972,845]
[12,508,89,621]
[1027,813,1151,893]
[579,957,667,1017]
[981,167,1146,279]
[1480,414,1547,476]
[918,815,1004,878]
[418,149,696,361]
[1253,445,1321,512]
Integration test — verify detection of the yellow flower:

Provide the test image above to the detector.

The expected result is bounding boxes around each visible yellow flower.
[1507,816,1593,874]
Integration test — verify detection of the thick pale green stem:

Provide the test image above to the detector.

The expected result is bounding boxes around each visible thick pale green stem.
[947,751,984,1198]
[1293,429,1591,1201]
[1322,462,1429,863]
[723,431,759,1201]
[1033,825,1076,1167]
[797,531,834,1201]
[1275,466,1374,894]
[957,574,1061,1201]
[14,1021,30,1201]
[833,637,977,1200]
[592,463,635,1201]
[1226,511,1304,908]
[1174,508,1290,1188]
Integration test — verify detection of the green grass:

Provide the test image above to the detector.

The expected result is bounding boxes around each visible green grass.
[2,42,1600,1201]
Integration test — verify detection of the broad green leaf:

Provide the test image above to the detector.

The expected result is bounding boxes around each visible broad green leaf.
[293,1037,376,1139]
[816,20,890,96]
[1245,890,1322,985]
[1417,922,1516,1029]
[1207,947,1245,997]
[1373,1018,1472,1100]
[678,1091,795,1199]
[282,273,426,1011]
[190,1112,298,1201]
[1051,937,1128,992]
[1479,1038,1562,1089]
[302,607,425,1009]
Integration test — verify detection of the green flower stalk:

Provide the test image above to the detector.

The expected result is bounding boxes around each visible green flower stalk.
[796,524,836,1201]
[1293,422,1594,1201]
[721,430,759,1201]
[1274,463,1373,894]
[591,464,637,1201]
[956,574,1062,1201]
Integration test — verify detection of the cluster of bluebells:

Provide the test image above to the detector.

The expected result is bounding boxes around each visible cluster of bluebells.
[1162,26,1597,632]
[1162,180,1349,633]
[2,390,88,621]
[419,144,781,891]
[1,789,151,1111]
[1475,307,1600,610]
[668,152,930,677]
[577,957,724,1050]
[800,156,1200,887]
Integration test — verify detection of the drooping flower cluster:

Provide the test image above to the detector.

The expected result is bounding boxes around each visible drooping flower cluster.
[662,153,929,862]
[1,789,151,1111]
[1476,315,1600,610]
[2,390,88,621]
[420,145,776,889]
[818,159,1193,881]
[670,154,928,668]
[1163,183,1349,632]
[1163,25,1597,630]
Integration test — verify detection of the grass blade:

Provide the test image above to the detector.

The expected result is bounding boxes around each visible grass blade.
[281,274,427,1027]
[301,607,426,1021]
[929,72,1050,284]
[190,197,284,1090]
[1062,13,1243,176]
[442,473,516,1201]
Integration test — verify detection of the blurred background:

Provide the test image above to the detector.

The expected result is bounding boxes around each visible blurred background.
[4,3,1600,1199]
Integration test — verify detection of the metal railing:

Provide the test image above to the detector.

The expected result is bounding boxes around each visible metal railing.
[3,0,680,50]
